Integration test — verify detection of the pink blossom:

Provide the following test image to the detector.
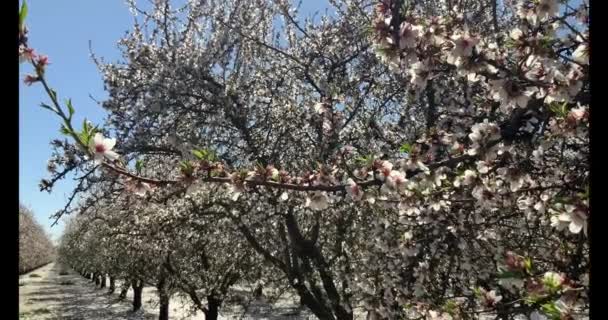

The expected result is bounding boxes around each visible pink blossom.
[346,178,363,201]
[88,133,120,164]
[23,74,38,86]
[37,55,50,67]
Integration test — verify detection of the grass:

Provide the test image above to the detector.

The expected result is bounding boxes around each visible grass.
[29,273,41,278]
[59,270,70,276]
[59,280,75,286]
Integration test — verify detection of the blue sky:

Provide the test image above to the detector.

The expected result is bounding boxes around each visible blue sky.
[19,0,133,241]
[19,0,331,242]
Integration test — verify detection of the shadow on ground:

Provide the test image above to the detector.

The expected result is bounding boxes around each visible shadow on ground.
[19,263,155,320]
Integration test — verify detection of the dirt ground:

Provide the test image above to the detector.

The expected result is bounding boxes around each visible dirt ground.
[18,262,320,320]
[19,263,154,319]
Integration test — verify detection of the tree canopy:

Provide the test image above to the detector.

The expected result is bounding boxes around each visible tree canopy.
[21,0,589,319]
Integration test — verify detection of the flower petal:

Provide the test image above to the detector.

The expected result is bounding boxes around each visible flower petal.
[103,138,116,150]
[558,213,571,222]
[93,133,104,146]
[89,136,98,152]
[280,192,289,201]
[569,221,583,234]
[104,150,120,160]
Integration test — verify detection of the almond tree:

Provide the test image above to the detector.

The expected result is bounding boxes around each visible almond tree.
[23,0,589,319]
[19,204,55,274]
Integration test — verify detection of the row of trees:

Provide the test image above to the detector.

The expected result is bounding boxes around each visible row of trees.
[21,0,589,319]
[19,204,55,274]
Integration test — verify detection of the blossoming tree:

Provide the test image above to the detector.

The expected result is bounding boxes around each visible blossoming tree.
[19,204,55,274]
[21,0,589,319]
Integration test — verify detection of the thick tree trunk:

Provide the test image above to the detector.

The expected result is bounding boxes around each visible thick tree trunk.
[95,273,101,286]
[157,274,170,320]
[253,284,263,299]
[118,281,129,300]
[100,274,107,288]
[284,213,353,320]
[203,296,222,320]
[109,276,116,294]
[132,279,144,311]
[158,292,170,320]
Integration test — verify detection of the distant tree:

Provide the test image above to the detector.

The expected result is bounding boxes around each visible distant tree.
[19,203,55,274]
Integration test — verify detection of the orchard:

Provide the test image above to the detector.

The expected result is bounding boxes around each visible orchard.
[19,204,55,274]
[20,0,589,319]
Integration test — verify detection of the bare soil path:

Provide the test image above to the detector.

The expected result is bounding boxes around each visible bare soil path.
[19,262,154,320]
[18,262,318,319]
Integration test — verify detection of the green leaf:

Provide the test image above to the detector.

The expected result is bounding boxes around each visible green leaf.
[191,149,206,160]
[548,101,569,118]
[19,1,28,30]
[180,161,194,175]
[79,119,95,147]
[504,38,516,48]
[59,124,72,136]
[79,131,89,147]
[191,148,218,161]
[540,36,554,50]
[82,119,94,135]
[472,287,481,298]
[399,143,412,153]
[91,125,99,137]
[498,271,521,279]
[355,154,374,166]
[135,160,144,173]
[355,156,368,164]
[255,162,265,171]
[207,150,217,161]
[442,300,458,316]
[523,258,533,274]
[542,276,561,293]
[48,89,58,102]
[66,99,75,119]
[541,302,561,320]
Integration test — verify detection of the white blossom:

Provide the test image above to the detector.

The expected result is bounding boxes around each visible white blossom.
[88,133,120,164]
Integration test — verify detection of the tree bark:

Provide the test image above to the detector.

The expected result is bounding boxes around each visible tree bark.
[118,280,130,300]
[100,274,107,288]
[132,279,144,311]
[157,274,170,320]
[158,291,170,320]
[253,284,263,299]
[203,295,222,320]
[284,212,353,320]
[109,276,116,294]
[94,273,100,286]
